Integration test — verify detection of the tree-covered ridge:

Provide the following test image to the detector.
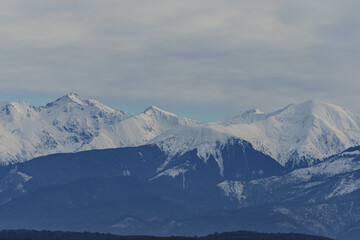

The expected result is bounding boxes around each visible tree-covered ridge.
[207,230,334,240]
[0,230,334,240]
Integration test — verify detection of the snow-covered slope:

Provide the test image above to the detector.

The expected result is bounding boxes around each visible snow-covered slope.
[152,100,360,168]
[152,126,233,173]
[216,100,360,167]
[0,93,197,165]
[0,94,359,168]
[217,146,360,207]
[114,106,199,147]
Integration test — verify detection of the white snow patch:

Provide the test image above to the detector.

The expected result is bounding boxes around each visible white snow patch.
[111,217,142,229]
[295,156,360,180]
[153,126,234,176]
[326,177,360,199]
[338,150,360,157]
[150,165,190,180]
[218,180,246,201]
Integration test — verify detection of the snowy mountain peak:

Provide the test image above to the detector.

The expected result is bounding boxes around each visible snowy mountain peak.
[275,100,347,117]
[0,93,136,164]
[139,106,199,126]
[67,91,81,98]
[65,91,85,104]
[43,93,130,117]
[218,108,266,125]
[0,94,203,165]
[189,100,360,168]
[45,92,86,108]
[0,95,360,171]
[0,101,34,113]
[240,108,266,123]
[143,105,176,116]
[138,105,199,128]
[229,100,360,167]
[242,108,264,116]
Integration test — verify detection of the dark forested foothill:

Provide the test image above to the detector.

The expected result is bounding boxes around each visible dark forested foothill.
[205,230,335,240]
[0,230,334,240]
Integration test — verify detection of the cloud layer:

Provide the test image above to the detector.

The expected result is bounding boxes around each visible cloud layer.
[0,0,359,120]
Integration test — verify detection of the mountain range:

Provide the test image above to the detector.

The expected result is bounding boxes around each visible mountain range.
[0,93,359,239]
[1,92,360,170]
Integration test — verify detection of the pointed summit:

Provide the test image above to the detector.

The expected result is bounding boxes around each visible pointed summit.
[61,91,86,104]
[144,105,161,112]
[242,108,264,115]
[241,108,265,118]
[45,92,86,108]
[143,105,177,117]
[42,93,131,119]
[236,108,266,123]
[67,91,81,99]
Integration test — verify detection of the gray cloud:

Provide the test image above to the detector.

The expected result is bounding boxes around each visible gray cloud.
[0,0,359,121]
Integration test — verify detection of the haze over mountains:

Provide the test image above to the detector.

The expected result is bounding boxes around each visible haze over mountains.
[1,92,360,170]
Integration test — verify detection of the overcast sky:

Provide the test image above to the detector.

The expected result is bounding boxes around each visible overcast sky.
[1,0,360,121]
